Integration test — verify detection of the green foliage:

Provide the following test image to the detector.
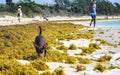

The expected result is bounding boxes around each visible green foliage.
[6,0,13,7]
[69,44,77,50]
[98,55,112,62]
[77,57,91,64]
[96,39,117,48]
[89,43,101,49]
[81,47,96,54]
[108,64,116,70]
[45,50,68,62]
[0,22,92,74]
[97,0,119,15]
[0,59,39,75]
[76,30,95,39]
[57,45,68,51]
[0,22,86,60]
[76,65,86,72]
[65,56,76,64]
[1,0,120,16]
[94,64,107,72]
[99,32,104,34]
[109,51,115,54]
[31,60,49,71]
[100,40,108,45]
[52,67,65,75]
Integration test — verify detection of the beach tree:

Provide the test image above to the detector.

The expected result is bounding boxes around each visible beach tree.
[54,0,71,9]
[114,3,120,14]
[6,0,12,7]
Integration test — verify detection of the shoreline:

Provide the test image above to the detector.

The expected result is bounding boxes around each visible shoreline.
[0,15,120,26]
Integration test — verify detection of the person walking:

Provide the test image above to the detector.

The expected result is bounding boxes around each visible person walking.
[17,5,22,22]
[89,0,96,27]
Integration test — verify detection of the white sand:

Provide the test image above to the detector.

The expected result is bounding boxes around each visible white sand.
[18,60,30,65]
[110,52,120,66]
[51,27,120,75]
[73,69,120,75]
[0,15,120,26]
[2,16,119,75]
[60,39,90,48]
[46,62,76,75]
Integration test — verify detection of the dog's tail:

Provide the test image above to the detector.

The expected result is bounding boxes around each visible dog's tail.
[39,26,42,35]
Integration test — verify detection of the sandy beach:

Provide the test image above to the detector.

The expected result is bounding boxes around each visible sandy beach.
[0,15,120,26]
[1,15,120,75]
[48,27,120,75]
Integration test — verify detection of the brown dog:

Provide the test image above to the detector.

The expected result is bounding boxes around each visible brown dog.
[33,26,48,58]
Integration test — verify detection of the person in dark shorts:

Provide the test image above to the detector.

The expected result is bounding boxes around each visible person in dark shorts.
[89,0,96,27]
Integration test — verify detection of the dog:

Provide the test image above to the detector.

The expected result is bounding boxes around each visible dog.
[33,26,48,58]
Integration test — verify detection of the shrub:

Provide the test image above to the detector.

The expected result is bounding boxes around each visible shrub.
[109,51,115,54]
[45,50,68,62]
[108,64,120,70]
[76,65,86,72]
[0,22,89,60]
[108,64,116,70]
[94,64,107,72]
[95,39,102,41]
[41,71,52,75]
[77,57,91,64]
[99,40,118,48]
[52,67,65,75]
[118,42,120,45]
[57,45,68,51]
[0,59,39,75]
[81,47,96,54]
[89,43,101,49]
[69,44,77,50]
[31,60,49,71]
[77,30,95,39]
[98,55,112,62]
[100,40,108,45]
[65,56,76,64]
[99,32,104,34]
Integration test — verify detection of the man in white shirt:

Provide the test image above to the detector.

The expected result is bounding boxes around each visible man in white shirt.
[17,5,22,22]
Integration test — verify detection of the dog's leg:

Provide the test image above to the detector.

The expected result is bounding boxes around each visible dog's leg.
[39,53,43,58]
[44,49,47,57]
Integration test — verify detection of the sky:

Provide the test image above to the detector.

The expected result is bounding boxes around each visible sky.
[0,0,120,4]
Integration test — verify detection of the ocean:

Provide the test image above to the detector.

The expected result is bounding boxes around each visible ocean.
[72,19,120,45]
[72,19,120,27]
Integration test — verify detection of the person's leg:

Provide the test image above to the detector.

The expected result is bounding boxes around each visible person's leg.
[18,17,20,22]
[93,18,96,27]
[90,19,93,26]
[93,14,96,27]
[90,13,94,26]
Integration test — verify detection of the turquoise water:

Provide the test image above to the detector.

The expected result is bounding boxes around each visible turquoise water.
[72,20,120,27]
[96,20,120,27]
